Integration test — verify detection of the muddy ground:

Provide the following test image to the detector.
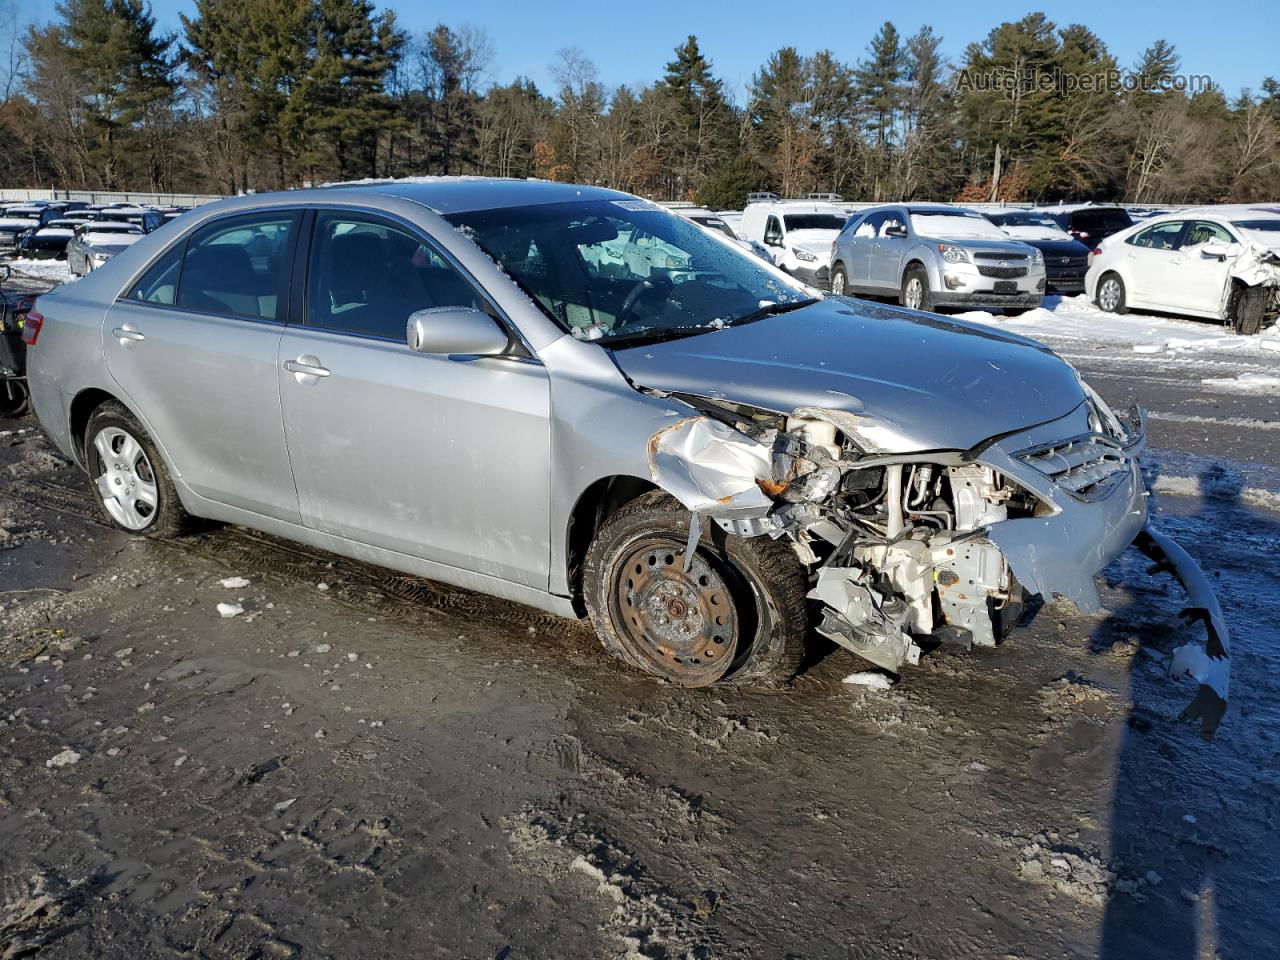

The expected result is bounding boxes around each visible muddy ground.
[1,293,1279,958]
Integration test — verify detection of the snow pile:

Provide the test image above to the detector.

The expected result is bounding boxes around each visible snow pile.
[957,294,1280,355]
[841,671,894,689]
[216,602,244,618]
[6,258,73,283]
[1201,372,1280,394]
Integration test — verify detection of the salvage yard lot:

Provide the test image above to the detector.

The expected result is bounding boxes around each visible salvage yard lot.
[2,273,1280,958]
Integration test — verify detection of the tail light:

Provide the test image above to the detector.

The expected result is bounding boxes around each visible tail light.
[1092,248,1102,257]
[21,308,44,346]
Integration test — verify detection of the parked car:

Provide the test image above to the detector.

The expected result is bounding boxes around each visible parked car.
[830,203,1045,311]
[675,206,772,261]
[1087,207,1280,334]
[1038,204,1134,248]
[20,179,1229,734]
[18,218,81,259]
[94,207,165,233]
[66,222,146,276]
[0,206,59,254]
[983,210,1090,294]
[738,200,848,288]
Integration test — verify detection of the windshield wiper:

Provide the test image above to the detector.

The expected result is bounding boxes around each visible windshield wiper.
[724,297,819,328]
[596,325,717,348]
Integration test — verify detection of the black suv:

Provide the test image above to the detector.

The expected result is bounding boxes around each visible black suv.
[1042,206,1134,249]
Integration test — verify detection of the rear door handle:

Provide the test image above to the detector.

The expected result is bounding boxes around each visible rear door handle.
[283,356,331,379]
[112,324,145,344]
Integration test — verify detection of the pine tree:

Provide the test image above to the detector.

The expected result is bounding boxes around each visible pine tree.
[661,35,734,191]
[29,0,175,189]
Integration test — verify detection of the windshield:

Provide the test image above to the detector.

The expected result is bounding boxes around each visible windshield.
[445,199,812,345]
[910,212,1007,239]
[690,216,738,239]
[783,214,846,232]
[1232,219,1280,241]
[1072,210,1132,232]
[990,212,1061,229]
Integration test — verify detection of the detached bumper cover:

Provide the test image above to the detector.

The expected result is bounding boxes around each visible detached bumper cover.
[1135,526,1231,739]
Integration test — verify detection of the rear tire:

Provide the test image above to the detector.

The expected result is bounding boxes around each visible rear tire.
[84,401,194,538]
[584,491,808,688]
[1096,272,1127,314]
[900,265,931,311]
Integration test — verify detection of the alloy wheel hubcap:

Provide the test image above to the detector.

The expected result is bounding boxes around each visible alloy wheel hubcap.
[612,537,738,686]
[906,278,923,309]
[832,272,845,294]
[93,427,158,530]
[1100,280,1120,310]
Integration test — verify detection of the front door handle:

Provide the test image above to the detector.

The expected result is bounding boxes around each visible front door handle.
[283,356,331,380]
[112,324,145,345]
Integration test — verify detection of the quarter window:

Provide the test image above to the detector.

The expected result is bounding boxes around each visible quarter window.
[306,212,487,341]
[176,212,298,321]
[124,243,183,305]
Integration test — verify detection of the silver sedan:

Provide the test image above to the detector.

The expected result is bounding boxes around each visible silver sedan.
[22,180,1229,731]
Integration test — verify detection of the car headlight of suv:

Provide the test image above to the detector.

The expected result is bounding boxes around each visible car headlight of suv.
[1029,247,1044,266]
[938,244,969,264]
[791,247,818,263]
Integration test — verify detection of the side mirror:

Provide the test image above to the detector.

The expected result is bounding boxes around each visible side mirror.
[407,306,510,357]
[1199,242,1230,260]
[764,235,782,247]
[884,223,907,238]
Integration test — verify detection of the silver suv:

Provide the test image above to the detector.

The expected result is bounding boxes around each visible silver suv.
[830,204,1046,311]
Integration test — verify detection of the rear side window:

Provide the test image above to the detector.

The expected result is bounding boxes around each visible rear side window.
[124,243,183,305]
[306,212,487,341]
[176,212,298,321]
[1073,209,1132,233]
[1128,221,1184,250]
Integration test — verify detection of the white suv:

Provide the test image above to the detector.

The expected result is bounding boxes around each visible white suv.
[738,201,848,288]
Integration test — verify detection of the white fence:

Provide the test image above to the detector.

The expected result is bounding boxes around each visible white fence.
[0,188,224,207]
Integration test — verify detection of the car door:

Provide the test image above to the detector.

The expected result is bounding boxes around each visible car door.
[277,208,552,589]
[1166,220,1238,315]
[871,209,908,288]
[104,209,303,522]
[1120,220,1185,307]
[844,212,883,285]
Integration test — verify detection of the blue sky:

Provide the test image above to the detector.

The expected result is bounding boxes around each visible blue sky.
[18,0,1280,100]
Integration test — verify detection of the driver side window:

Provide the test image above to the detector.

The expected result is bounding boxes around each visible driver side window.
[1184,221,1234,247]
[854,213,882,239]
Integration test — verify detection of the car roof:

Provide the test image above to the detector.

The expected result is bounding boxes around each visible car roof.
[316,176,631,213]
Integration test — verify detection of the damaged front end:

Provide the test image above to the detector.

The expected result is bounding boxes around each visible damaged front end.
[647,389,1231,735]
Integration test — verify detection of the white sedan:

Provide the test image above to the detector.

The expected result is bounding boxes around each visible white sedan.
[1086,207,1280,334]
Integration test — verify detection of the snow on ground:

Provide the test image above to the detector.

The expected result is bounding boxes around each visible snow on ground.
[956,294,1280,357]
[5,257,74,284]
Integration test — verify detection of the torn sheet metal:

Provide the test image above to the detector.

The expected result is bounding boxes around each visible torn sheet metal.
[1135,525,1230,740]
[1225,239,1280,290]
[647,416,775,519]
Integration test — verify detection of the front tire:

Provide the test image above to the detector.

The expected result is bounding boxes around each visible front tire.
[830,263,849,296]
[584,491,808,688]
[85,401,193,538]
[900,265,931,311]
[1096,272,1127,314]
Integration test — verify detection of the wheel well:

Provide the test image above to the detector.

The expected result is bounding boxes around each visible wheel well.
[68,388,118,465]
[565,475,656,614]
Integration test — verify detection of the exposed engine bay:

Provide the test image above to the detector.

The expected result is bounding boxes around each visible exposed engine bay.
[646,388,1231,736]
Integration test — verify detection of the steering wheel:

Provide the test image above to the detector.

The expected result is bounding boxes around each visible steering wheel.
[614,277,671,330]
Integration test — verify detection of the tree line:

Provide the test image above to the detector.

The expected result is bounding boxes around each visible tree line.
[1,0,1277,207]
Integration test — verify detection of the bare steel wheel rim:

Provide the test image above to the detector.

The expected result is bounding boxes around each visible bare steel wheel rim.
[1099,278,1120,311]
[831,269,845,295]
[905,276,923,309]
[611,536,739,686]
[93,426,159,531]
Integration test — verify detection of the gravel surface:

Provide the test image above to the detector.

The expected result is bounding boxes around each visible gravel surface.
[1,288,1277,959]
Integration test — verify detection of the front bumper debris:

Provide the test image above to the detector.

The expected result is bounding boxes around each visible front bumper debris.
[1135,525,1231,739]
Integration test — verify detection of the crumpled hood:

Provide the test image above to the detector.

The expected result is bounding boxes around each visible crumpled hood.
[612,298,1086,452]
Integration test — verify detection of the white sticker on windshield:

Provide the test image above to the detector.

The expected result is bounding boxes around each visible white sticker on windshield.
[611,199,660,212]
